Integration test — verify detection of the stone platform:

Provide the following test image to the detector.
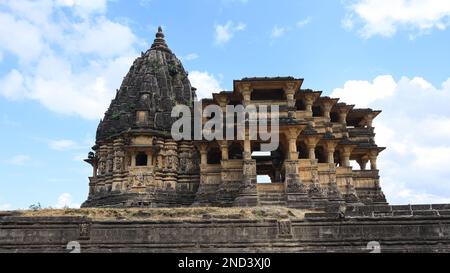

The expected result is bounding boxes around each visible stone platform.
[1,205,450,253]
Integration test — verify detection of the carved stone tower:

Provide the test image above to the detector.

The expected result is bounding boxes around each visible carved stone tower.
[83,27,200,207]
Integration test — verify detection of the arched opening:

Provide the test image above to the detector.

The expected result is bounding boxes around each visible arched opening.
[330,112,339,123]
[253,144,285,184]
[334,151,341,166]
[228,142,243,160]
[312,105,323,117]
[136,152,148,167]
[315,146,327,163]
[296,99,306,111]
[297,141,309,159]
[207,146,221,165]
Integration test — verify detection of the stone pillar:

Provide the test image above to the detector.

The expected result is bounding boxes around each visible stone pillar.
[322,101,334,120]
[105,144,114,192]
[243,137,252,160]
[147,150,153,167]
[288,138,298,160]
[241,83,252,107]
[304,96,315,116]
[131,151,136,167]
[93,162,98,178]
[285,82,297,109]
[153,138,165,190]
[340,149,351,168]
[112,138,125,192]
[219,141,229,161]
[323,141,338,164]
[285,160,310,209]
[285,127,303,160]
[369,151,379,170]
[234,159,258,207]
[194,143,211,206]
[362,113,375,128]
[304,136,321,161]
[164,140,178,172]
[321,140,344,205]
[339,111,348,125]
[198,143,208,167]
[338,106,353,126]
[308,145,316,160]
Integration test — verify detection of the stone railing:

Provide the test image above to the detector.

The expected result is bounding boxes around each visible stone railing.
[352,170,379,179]
[257,183,285,193]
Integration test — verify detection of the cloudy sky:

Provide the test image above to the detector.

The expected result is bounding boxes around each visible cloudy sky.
[1,0,450,209]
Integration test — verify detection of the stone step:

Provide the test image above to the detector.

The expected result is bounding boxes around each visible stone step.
[259,201,288,206]
[259,198,287,202]
[258,195,287,199]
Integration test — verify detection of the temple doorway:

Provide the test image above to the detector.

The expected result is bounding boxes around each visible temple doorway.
[252,144,285,184]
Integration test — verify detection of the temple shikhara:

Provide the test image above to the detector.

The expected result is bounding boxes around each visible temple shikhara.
[82,27,387,209]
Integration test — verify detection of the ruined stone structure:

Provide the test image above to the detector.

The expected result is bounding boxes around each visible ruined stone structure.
[82,27,386,209]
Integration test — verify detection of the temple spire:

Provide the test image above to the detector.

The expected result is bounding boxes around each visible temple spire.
[151,26,171,53]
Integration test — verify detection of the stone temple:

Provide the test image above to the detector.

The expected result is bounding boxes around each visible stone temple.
[82,27,387,209]
[3,27,450,254]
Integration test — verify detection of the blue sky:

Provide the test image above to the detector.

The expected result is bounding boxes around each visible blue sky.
[1,0,450,209]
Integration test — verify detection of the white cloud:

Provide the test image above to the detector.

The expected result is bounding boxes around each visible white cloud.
[184,53,199,61]
[188,71,223,99]
[49,139,78,151]
[0,0,139,120]
[331,75,397,107]
[0,70,27,99]
[8,155,31,166]
[67,18,137,58]
[214,21,246,45]
[271,25,288,38]
[271,17,312,39]
[344,0,450,38]
[296,17,312,28]
[0,12,46,63]
[56,0,108,17]
[332,75,450,204]
[0,203,12,211]
[55,193,80,209]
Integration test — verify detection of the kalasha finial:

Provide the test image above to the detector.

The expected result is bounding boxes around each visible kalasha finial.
[151,26,170,52]
[157,26,164,38]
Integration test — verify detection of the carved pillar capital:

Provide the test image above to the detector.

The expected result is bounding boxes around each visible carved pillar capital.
[321,101,334,119]
[339,145,355,167]
[304,95,316,114]
[357,155,370,170]
[196,143,208,166]
[285,82,297,108]
[240,83,253,106]
[284,127,304,160]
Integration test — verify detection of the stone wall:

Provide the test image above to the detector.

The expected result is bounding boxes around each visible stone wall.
[1,205,450,253]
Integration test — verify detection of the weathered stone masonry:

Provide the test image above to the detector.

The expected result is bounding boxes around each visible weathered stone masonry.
[2,205,450,253]
[2,27,448,253]
[82,27,386,209]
